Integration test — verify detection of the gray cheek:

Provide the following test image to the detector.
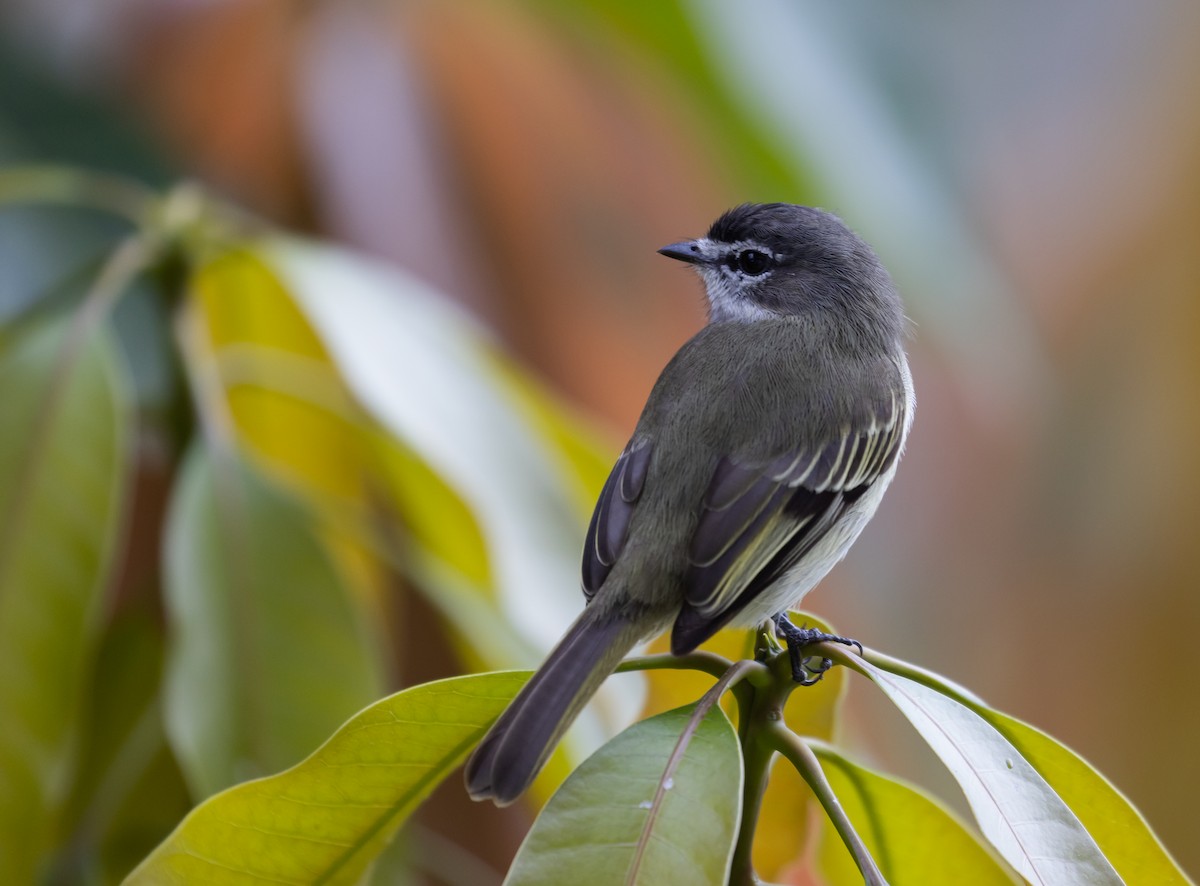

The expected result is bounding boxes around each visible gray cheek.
[742,275,786,309]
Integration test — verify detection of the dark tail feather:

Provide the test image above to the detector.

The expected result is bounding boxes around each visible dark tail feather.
[465,606,641,805]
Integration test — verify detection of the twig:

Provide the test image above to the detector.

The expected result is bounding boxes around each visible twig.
[616,650,741,681]
[0,165,156,224]
[771,727,888,886]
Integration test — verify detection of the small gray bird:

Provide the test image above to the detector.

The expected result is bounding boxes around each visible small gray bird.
[466,203,914,805]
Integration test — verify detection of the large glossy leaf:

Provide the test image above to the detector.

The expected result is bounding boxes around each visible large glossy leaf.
[480,348,613,519]
[267,238,588,646]
[870,655,1194,886]
[162,444,383,799]
[370,432,493,606]
[854,657,1122,885]
[505,704,743,886]
[0,315,130,883]
[266,238,645,745]
[979,710,1191,886]
[126,671,528,885]
[636,612,846,881]
[190,247,393,625]
[813,743,1018,885]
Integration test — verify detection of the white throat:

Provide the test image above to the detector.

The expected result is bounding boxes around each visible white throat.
[690,237,784,323]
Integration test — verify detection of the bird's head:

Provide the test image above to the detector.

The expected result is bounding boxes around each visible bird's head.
[659,203,904,349]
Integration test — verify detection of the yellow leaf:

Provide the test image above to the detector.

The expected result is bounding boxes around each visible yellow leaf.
[370,430,491,589]
[190,247,384,608]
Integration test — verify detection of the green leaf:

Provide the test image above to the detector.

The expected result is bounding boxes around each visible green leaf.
[162,444,384,800]
[813,743,1018,886]
[51,602,188,882]
[869,655,1194,886]
[0,314,130,883]
[981,710,1192,886]
[98,739,192,885]
[854,657,1122,885]
[126,671,528,885]
[50,606,192,886]
[268,238,646,743]
[267,238,591,653]
[505,704,743,886]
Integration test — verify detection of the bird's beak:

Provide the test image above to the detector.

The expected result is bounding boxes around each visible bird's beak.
[657,238,714,265]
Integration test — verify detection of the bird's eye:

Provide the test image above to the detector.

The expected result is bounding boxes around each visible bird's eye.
[735,249,772,276]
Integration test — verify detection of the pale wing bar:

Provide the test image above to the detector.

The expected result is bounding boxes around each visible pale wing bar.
[681,394,905,622]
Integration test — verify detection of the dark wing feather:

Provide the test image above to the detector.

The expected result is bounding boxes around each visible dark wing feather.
[582,439,652,598]
[673,392,905,652]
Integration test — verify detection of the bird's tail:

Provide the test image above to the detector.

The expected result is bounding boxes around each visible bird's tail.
[465,604,643,805]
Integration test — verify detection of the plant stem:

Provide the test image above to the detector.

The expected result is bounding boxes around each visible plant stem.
[0,232,155,598]
[616,650,742,681]
[174,298,238,453]
[0,165,156,223]
[724,634,891,885]
[727,639,800,886]
[771,728,888,886]
[729,715,774,885]
[856,647,988,708]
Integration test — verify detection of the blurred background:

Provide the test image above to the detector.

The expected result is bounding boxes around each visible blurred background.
[2,0,1198,881]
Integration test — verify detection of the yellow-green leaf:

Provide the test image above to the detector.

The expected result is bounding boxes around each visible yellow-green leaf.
[191,247,386,611]
[855,657,1122,885]
[0,315,130,883]
[506,704,743,886]
[370,431,492,591]
[869,655,1194,886]
[268,237,647,758]
[162,444,384,799]
[981,710,1192,886]
[268,237,593,651]
[814,743,1018,885]
[126,672,528,886]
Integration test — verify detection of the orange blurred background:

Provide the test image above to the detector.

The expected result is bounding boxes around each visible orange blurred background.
[2,0,1197,879]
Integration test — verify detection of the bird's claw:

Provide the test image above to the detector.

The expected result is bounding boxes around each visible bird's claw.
[771,614,863,685]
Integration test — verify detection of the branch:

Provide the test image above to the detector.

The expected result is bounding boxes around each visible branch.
[770,727,888,886]
[616,650,742,681]
[0,165,156,224]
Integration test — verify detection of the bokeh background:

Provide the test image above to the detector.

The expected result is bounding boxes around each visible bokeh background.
[2,0,1198,881]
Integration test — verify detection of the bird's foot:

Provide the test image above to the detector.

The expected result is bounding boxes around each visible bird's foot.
[771,613,863,685]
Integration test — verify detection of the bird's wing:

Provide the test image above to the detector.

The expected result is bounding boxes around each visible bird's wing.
[582,438,653,598]
[673,389,907,652]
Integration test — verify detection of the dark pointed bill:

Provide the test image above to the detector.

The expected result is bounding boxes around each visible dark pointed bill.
[657,239,709,264]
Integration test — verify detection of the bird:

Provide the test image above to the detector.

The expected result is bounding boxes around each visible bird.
[465,202,914,806]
